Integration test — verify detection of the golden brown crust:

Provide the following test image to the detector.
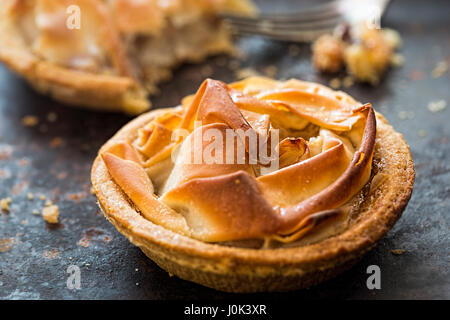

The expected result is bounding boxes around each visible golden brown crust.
[8,56,149,113]
[91,103,414,292]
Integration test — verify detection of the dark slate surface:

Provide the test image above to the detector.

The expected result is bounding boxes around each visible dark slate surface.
[0,0,448,300]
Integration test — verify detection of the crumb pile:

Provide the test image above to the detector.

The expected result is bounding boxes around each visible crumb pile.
[312,24,402,85]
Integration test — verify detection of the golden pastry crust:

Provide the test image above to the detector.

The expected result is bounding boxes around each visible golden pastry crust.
[0,0,255,113]
[91,77,414,292]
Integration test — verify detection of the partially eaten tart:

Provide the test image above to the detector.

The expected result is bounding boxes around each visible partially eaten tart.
[0,0,255,113]
[91,76,414,292]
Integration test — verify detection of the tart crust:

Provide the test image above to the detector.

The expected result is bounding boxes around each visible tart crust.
[91,104,414,292]
[0,47,148,113]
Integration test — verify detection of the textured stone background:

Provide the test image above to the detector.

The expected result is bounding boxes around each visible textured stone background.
[0,0,448,299]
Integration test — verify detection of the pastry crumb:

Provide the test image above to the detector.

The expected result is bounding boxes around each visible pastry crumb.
[1,197,12,212]
[32,209,40,215]
[381,28,402,49]
[313,24,402,85]
[235,67,260,80]
[45,200,53,207]
[312,34,345,73]
[431,61,448,78]
[43,248,60,259]
[418,129,427,137]
[390,53,404,67]
[391,249,406,255]
[263,65,278,78]
[345,26,400,84]
[27,192,34,200]
[427,100,447,113]
[0,238,16,253]
[329,78,341,89]
[398,110,415,120]
[42,205,59,224]
[22,115,39,127]
[342,76,354,88]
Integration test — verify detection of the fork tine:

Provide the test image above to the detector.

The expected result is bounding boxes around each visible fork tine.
[223,0,391,43]
[226,15,344,32]
[226,17,339,42]
[231,27,335,42]
[222,0,343,42]
[222,0,341,23]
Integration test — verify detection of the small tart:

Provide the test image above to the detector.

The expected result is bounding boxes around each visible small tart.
[91,77,415,292]
[0,0,255,114]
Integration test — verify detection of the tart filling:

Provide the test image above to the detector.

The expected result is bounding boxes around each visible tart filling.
[0,0,255,113]
[99,77,377,245]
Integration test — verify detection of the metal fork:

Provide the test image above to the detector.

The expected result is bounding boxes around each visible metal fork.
[223,0,391,42]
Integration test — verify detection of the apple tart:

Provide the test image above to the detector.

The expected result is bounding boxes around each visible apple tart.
[91,76,414,292]
[0,0,255,113]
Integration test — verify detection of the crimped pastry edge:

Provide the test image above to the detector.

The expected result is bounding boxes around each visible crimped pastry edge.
[91,107,415,292]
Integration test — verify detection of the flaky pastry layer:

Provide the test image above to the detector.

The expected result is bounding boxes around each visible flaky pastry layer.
[95,77,380,244]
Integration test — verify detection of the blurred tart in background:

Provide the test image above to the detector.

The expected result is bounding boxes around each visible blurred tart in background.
[0,0,255,113]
